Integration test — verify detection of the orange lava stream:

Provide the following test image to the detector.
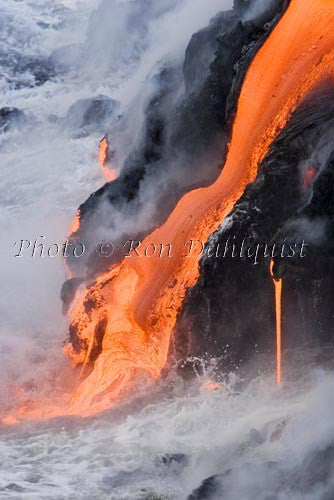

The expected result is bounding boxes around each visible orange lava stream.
[270,260,283,385]
[65,0,334,417]
[68,210,81,235]
[98,136,116,182]
[4,0,334,422]
[64,210,81,279]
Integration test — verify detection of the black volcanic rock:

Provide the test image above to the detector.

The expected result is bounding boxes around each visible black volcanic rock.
[183,11,239,94]
[60,277,84,315]
[48,44,83,74]
[188,474,223,500]
[188,444,334,499]
[0,107,26,133]
[0,50,55,88]
[64,0,288,283]
[65,95,120,136]
[234,0,250,12]
[175,85,334,375]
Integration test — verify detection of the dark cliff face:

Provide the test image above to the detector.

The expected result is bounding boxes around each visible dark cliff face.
[175,84,334,377]
[62,2,333,381]
[188,444,334,500]
[63,0,288,284]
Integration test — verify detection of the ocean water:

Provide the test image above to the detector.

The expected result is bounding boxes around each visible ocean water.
[0,1,333,498]
[0,366,333,499]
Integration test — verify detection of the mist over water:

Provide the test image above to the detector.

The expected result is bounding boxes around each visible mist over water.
[0,1,333,498]
[0,364,333,498]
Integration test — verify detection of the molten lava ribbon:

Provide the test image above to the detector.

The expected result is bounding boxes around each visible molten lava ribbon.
[64,210,81,279]
[64,0,334,416]
[270,261,283,385]
[98,136,116,182]
[5,0,334,423]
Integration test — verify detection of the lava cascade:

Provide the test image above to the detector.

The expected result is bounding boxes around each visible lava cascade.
[64,0,334,417]
[6,0,334,420]
[270,261,283,385]
[98,136,116,182]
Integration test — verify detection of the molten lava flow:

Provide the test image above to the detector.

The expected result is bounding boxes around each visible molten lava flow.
[98,136,116,182]
[270,260,283,385]
[5,0,334,422]
[68,210,81,235]
[64,0,334,416]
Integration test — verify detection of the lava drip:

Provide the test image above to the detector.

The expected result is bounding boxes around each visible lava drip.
[5,0,334,422]
[270,260,283,385]
[63,0,334,417]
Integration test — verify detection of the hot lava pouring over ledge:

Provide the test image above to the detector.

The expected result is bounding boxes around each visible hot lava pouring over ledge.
[5,0,334,421]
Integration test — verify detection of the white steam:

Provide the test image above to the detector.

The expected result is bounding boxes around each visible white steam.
[0,0,232,401]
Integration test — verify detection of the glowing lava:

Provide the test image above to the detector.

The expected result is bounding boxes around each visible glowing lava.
[98,136,116,182]
[5,0,334,421]
[68,210,81,235]
[65,0,334,416]
[64,210,81,279]
[270,260,283,385]
[62,0,334,417]
[303,166,317,191]
[64,0,334,415]
[204,380,221,391]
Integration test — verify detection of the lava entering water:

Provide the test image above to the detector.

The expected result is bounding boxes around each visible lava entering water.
[270,260,283,385]
[98,136,116,182]
[5,0,334,422]
[64,0,334,417]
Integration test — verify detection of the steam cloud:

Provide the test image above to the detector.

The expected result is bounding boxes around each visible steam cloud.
[0,0,232,404]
